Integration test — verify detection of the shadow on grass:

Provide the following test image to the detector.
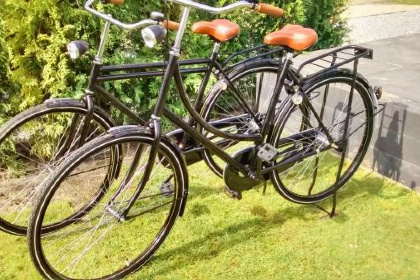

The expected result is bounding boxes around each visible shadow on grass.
[141,220,274,278]
[138,170,410,278]
[298,171,410,224]
[188,183,222,200]
[138,202,321,279]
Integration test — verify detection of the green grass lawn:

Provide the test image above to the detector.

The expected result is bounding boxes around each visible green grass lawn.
[1,160,420,280]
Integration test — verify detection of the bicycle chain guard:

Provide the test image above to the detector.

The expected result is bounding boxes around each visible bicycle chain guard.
[223,146,264,198]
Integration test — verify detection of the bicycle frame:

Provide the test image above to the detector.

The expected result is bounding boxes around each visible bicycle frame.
[111,4,377,217]
[107,6,287,216]
[72,0,375,221]
[142,7,294,172]
[73,20,281,155]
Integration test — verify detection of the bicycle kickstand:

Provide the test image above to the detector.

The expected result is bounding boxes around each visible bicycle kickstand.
[313,192,338,219]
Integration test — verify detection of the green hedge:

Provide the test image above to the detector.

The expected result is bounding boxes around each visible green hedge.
[0,0,348,123]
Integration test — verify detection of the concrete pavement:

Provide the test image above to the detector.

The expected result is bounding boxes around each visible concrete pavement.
[358,34,420,191]
[344,3,420,190]
[348,9,420,44]
[344,4,420,19]
[358,34,420,104]
[291,2,420,190]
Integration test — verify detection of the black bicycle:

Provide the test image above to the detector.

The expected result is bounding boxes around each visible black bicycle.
[28,0,381,279]
[0,0,286,235]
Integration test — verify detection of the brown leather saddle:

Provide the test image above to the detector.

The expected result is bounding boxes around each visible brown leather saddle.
[264,25,318,51]
[192,19,240,42]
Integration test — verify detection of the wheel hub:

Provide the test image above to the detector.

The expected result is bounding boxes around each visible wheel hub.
[314,132,330,150]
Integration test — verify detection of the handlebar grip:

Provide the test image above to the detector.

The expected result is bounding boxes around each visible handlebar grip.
[160,20,180,31]
[255,3,284,17]
[103,0,124,5]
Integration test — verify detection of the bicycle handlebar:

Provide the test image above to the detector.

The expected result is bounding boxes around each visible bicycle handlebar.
[166,0,283,17]
[84,0,156,30]
[84,0,283,31]
[161,20,180,31]
[166,0,254,14]
[255,3,284,17]
[102,0,124,5]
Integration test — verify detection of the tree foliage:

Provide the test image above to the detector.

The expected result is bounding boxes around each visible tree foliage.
[0,0,348,123]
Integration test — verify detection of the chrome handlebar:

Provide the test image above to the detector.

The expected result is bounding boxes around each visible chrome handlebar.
[165,0,255,14]
[84,0,157,30]
[84,0,255,30]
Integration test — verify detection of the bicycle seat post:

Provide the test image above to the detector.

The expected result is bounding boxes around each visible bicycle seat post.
[260,51,294,137]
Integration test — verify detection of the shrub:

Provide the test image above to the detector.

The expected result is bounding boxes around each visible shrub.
[0,0,349,122]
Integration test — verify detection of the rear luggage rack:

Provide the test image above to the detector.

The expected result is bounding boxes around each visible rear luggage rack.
[296,45,373,80]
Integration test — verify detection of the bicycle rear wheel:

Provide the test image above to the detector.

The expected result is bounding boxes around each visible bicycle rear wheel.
[28,128,187,280]
[0,99,114,235]
[269,74,374,203]
[201,60,287,177]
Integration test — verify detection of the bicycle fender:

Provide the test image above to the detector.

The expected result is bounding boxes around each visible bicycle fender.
[302,68,379,110]
[43,98,83,107]
[43,98,117,126]
[107,125,149,137]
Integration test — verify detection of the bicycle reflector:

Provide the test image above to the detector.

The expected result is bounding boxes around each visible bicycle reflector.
[67,40,89,60]
[141,25,167,48]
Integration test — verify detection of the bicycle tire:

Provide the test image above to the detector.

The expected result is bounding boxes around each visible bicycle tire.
[0,99,115,235]
[268,73,374,203]
[28,126,187,280]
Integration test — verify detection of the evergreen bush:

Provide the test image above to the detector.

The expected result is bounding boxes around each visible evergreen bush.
[0,0,348,122]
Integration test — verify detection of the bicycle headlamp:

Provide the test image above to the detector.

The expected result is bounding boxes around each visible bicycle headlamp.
[141,25,167,48]
[67,40,89,60]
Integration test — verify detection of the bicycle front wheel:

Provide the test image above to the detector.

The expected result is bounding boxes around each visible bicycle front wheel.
[0,99,114,235]
[269,74,374,203]
[28,128,187,280]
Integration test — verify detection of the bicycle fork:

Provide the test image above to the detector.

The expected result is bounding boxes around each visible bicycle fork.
[105,38,182,221]
[104,116,165,222]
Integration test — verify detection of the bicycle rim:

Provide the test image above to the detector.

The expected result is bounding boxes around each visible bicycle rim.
[0,104,112,235]
[269,76,374,203]
[29,133,186,280]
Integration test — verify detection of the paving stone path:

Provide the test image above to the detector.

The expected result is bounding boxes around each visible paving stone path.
[347,9,420,43]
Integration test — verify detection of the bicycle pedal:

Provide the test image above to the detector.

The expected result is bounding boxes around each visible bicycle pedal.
[257,143,278,162]
[223,186,242,200]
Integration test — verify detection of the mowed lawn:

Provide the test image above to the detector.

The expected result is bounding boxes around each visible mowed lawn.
[0,160,419,280]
